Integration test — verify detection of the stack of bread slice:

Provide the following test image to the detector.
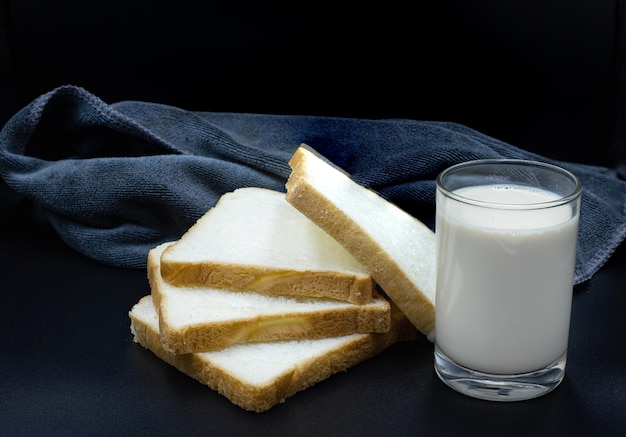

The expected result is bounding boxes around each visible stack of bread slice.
[129,144,436,412]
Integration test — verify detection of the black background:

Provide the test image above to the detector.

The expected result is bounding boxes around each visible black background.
[1,1,620,165]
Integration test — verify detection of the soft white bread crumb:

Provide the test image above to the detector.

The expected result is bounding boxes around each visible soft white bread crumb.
[159,187,375,304]
[285,145,436,340]
[129,295,417,412]
[150,243,392,354]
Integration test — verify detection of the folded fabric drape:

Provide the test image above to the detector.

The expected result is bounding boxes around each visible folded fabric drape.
[1,85,625,285]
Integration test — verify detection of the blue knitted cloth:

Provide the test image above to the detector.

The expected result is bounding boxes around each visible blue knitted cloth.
[1,85,625,284]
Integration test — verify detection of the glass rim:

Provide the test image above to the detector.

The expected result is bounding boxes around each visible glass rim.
[436,159,583,210]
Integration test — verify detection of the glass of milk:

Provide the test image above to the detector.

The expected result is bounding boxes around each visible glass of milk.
[434,159,582,401]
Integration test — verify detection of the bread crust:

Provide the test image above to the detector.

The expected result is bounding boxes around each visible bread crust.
[160,260,375,305]
[285,145,436,339]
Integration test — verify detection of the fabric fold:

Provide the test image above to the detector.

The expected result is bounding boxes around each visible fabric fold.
[1,85,624,285]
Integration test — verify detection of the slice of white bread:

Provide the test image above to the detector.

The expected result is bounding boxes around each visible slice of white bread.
[159,187,375,305]
[150,242,391,354]
[129,294,417,412]
[285,144,436,340]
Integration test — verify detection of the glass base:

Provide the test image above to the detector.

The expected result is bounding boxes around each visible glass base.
[434,345,566,402]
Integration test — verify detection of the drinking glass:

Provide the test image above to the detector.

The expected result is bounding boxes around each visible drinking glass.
[434,159,582,401]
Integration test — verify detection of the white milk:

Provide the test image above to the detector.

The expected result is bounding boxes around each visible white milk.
[435,184,579,374]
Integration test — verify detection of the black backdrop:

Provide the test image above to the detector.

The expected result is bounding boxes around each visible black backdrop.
[0,0,622,166]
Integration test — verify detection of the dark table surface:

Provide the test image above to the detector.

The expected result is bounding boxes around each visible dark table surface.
[1,203,625,436]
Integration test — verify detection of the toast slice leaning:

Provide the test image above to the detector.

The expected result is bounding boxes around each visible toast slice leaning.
[285,145,436,340]
[129,295,417,413]
[159,187,375,305]
[150,242,391,354]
